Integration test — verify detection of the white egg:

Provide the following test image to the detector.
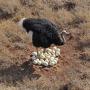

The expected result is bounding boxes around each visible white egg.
[36,59,40,62]
[40,59,44,62]
[31,56,36,60]
[37,60,42,65]
[46,48,52,53]
[45,59,49,63]
[49,61,55,66]
[42,61,48,66]
[32,47,60,66]
[48,52,52,56]
[55,51,60,56]
[39,49,44,54]
[55,58,58,61]
[40,59,45,64]
[33,60,38,64]
[40,49,44,52]
[52,50,55,54]
[38,51,41,54]
[45,55,51,59]
[56,48,60,52]
[53,60,57,64]
[50,57,55,61]
[32,52,37,56]
[53,46,57,50]
[44,52,48,56]
[39,53,45,59]
[52,54,56,58]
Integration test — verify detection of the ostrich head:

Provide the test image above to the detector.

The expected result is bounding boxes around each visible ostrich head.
[18,18,26,32]
[59,30,71,43]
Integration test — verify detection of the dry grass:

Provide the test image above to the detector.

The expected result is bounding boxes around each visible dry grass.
[0,0,90,90]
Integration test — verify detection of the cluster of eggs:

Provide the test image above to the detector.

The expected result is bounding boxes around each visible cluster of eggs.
[31,47,60,66]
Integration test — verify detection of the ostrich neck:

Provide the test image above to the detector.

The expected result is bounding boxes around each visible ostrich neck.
[61,33,66,43]
[28,31,33,42]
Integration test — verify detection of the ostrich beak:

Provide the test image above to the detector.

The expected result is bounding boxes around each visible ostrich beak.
[61,30,70,35]
[60,30,72,42]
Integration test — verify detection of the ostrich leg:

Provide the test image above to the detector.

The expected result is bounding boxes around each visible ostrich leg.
[36,48,39,58]
[43,48,46,53]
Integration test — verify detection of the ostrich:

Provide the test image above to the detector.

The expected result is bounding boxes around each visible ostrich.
[18,18,70,54]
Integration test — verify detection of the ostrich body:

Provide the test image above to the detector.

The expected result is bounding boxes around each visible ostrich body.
[18,18,69,53]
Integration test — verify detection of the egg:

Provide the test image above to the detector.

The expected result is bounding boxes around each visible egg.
[45,54,51,59]
[44,52,48,57]
[41,49,44,52]
[56,48,60,52]
[53,60,57,64]
[40,59,44,61]
[36,59,40,62]
[45,59,49,63]
[47,52,52,56]
[38,49,43,54]
[38,51,41,54]
[55,58,58,61]
[52,54,56,58]
[40,59,45,64]
[49,61,55,66]
[52,50,55,54]
[32,46,60,67]
[53,46,57,50]
[55,51,60,56]
[46,48,52,53]
[42,61,48,66]
[50,57,55,61]
[31,56,36,60]
[37,60,42,65]
[33,60,38,64]
[39,53,45,59]
[32,52,37,56]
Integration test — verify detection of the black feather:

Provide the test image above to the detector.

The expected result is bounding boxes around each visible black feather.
[23,18,64,48]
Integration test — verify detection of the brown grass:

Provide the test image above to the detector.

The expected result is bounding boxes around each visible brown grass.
[0,0,90,90]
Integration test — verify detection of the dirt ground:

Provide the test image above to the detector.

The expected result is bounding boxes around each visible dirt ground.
[0,0,90,90]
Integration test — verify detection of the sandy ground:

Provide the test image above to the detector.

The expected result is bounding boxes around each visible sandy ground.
[0,34,89,90]
[0,0,90,90]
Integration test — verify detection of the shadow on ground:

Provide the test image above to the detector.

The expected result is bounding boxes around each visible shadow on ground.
[79,53,90,61]
[59,83,82,90]
[77,40,90,61]
[0,60,41,86]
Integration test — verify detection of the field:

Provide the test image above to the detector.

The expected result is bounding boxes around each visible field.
[0,0,90,90]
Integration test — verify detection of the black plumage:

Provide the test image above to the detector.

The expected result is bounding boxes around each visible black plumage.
[22,18,64,48]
